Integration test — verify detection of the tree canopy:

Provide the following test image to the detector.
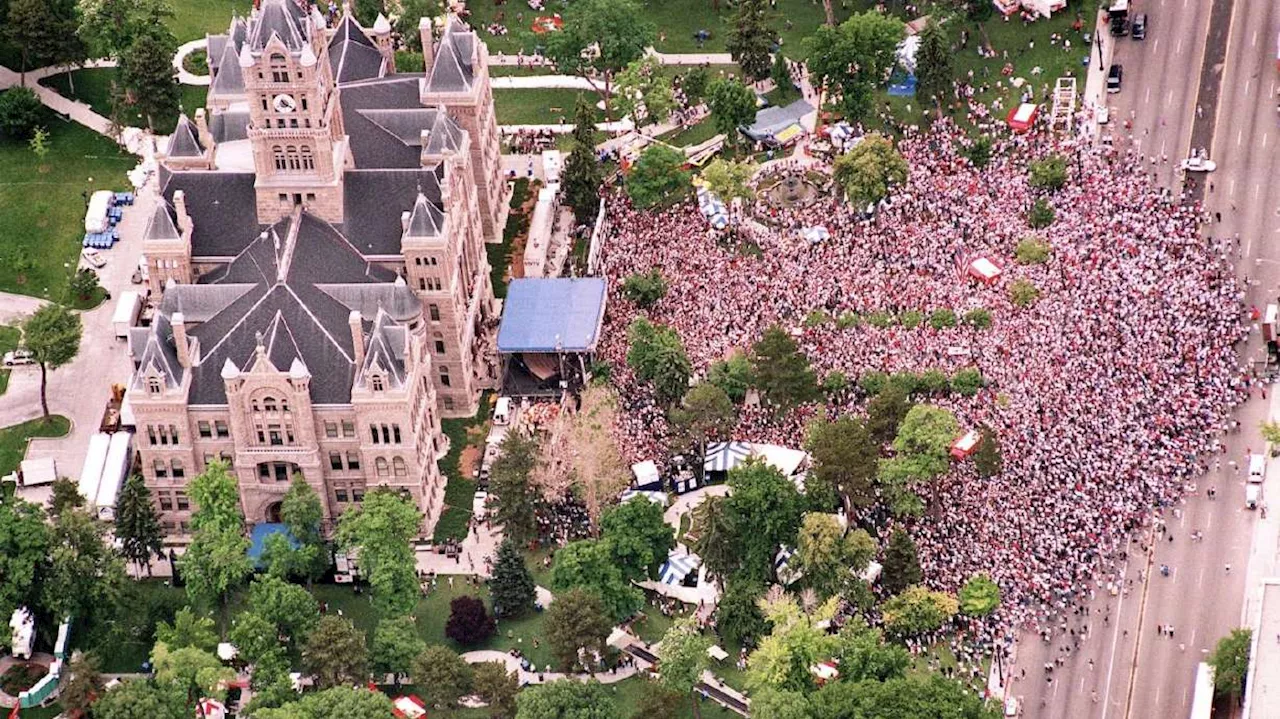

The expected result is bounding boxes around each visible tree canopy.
[626,318,692,403]
[706,77,758,145]
[541,0,655,118]
[1209,628,1252,698]
[489,431,541,545]
[336,488,421,615]
[750,325,819,409]
[599,496,675,583]
[23,303,81,416]
[544,588,612,671]
[490,537,537,618]
[804,11,904,121]
[550,538,643,621]
[805,415,879,511]
[302,615,369,689]
[515,679,621,719]
[832,133,908,207]
[626,144,691,209]
[723,461,804,582]
[726,0,777,81]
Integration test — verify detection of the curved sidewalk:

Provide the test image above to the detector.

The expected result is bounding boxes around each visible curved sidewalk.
[173,39,211,86]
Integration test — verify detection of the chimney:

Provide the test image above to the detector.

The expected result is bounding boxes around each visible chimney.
[194,108,213,151]
[173,190,191,234]
[419,17,434,76]
[172,312,191,368]
[349,311,365,370]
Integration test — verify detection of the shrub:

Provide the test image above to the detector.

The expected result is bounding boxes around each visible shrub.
[445,596,496,646]
[887,372,920,395]
[898,310,923,329]
[1028,155,1068,191]
[621,270,667,308]
[1015,237,1052,265]
[822,371,849,395]
[919,370,950,395]
[803,309,832,327]
[963,308,992,329]
[858,371,889,396]
[836,311,861,329]
[952,368,984,396]
[0,87,43,141]
[0,663,46,695]
[960,136,992,168]
[865,311,894,328]
[1028,198,1055,229]
[928,308,957,329]
[1009,279,1040,308]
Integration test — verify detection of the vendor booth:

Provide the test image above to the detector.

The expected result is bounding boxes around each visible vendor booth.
[1007,103,1039,133]
[968,256,1004,284]
[950,430,982,459]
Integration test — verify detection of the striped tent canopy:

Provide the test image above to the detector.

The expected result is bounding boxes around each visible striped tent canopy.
[704,441,753,473]
[658,552,702,585]
[775,545,804,586]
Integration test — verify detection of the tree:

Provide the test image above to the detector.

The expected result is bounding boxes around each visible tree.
[669,382,736,457]
[657,618,712,718]
[770,53,793,101]
[681,67,710,103]
[183,462,251,620]
[1014,236,1052,264]
[879,585,958,637]
[1029,155,1069,191]
[229,611,280,667]
[1009,278,1041,307]
[631,681,684,719]
[23,303,81,417]
[830,621,910,683]
[542,0,655,119]
[0,498,49,620]
[626,318,692,403]
[562,96,604,225]
[972,427,1003,478]
[600,496,675,583]
[491,538,537,618]
[0,87,43,140]
[750,325,818,410]
[614,56,675,125]
[804,12,904,122]
[701,158,757,207]
[715,577,770,648]
[878,404,959,510]
[705,77,757,146]
[353,0,383,26]
[372,615,425,687]
[707,351,753,403]
[115,474,163,574]
[118,25,180,130]
[411,645,473,708]
[245,650,297,715]
[59,651,103,715]
[914,18,953,109]
[248,575,319,647]
[958,574,1001,617]
[49,476,83,515]
[626,144,691,209]
[154,607,218,653]
[473,661,520,719]
[1208,628,1252,698]
[395,0,439,51]
[810,674,993,719]
[724,461,803,583]
[689,494,737,582]
[256,686,397,719]
[1263,421,1280,444]
[42,508,125,624]
[336,488,421,615]
[866,383,912,444]
[551,539,642,621]
[5,0,83,84]
[281,474,328,582]
[1028,197,1055,228]
[746,589,840,694]
[881,529,922,596]
[76,0,172,59]
[302,615,369,689]
[90,678,187,719]
[795,513,862,599]
[515,679,621,719]
[151,642,234,701]
[445,595,497,646]
[832,133,908,206]
[25,128,46,164]
[489,431,540,545]
[751,689,811,719]
[805,416,878,511]
[726,0,776,82]
[544,588,612,671]
[621,269,668,307]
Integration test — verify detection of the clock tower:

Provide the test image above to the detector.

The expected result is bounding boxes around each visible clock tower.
[243,0,349,225]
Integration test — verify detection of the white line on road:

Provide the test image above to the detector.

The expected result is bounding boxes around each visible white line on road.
[1197,566,1205,588]
[1245,234,1253,258]
[1266,133,1271,149]
[1160,138,1167,157]
[1257,185,1263,202]
[1191,628,1197,647]
[1230,179,1237,197]
[1253,30,1259,47]
[1102,557,1133,719]
[1167,88,1174,106]
[1145,87,1152,104]
[1239,128,1245,147]
[1177,38,1184,55]
[1153,38,1160,54]
[1246,79,1251,97]
[1155,686,1162,707]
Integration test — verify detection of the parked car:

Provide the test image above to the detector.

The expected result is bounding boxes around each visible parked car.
[1131,13,1147,39]
[1107,65,1123,93]
[81,248,106,269]
[3,350,34,367]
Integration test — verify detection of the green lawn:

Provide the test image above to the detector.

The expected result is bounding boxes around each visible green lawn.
[490,65,560,77]
[0,326,20,398]
[493,89,601,125]
[433,398,493,542]
[0,109,132,299]
[40,68,209,135]
[489,178,531,299]
[659,117,721,147]
[166,0,254,43]
[396,676,741,719]
[0,414,70,477]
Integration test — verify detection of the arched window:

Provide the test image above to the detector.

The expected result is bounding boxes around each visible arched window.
[272,146,286,171]
[263,396,277,412]
[285,146,300,171]
[300,146,314,171]
[392,457,407,477]
[375,457,389,477]
[371,374,384,392]
[270,54,289,83]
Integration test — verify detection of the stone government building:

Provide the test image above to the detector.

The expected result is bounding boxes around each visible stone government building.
[128,0,511,538]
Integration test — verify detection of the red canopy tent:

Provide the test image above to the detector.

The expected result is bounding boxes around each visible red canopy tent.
[392,695,428,719]
[951,430,982,460]
[1006,103,1038,133]
[968,256,1003,284]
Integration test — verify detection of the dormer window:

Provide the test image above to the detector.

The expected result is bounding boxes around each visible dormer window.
[270,54,289,83]
[148,377,162,395]
[371,374,385,392]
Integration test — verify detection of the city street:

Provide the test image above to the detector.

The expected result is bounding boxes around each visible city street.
[1012,0,1280,717]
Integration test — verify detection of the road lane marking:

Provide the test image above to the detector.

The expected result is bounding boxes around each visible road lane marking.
[1146,87,1152,104]
[1257,184,1263,201]
[1153,38,1160,53]
[1197,566,1205,588]
[1230,179,1237,197]
[1253,30,1258,47]
[1239,128,1244,146]
[1177,38,1184,55]
[1246,79,1251,96]
[1266,133,1270,148]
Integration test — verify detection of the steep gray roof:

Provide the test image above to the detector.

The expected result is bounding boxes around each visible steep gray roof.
[340,76,433,167]
[341,168,445,255]
[355,310,408,389]
[210,110,251,142]
[404,192,443,238]
[328,14,385,84]
[318,283,422,323]
[425,19,476,93]
[145,202,181,241]
[132,313,185,391]
[249,0,308,52]
[161,171,261,257]
[208,35,228,73]
[209,42,245,97]
[166,114,204,157]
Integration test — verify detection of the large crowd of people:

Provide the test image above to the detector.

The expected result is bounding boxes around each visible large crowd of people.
[594,118,1249,649]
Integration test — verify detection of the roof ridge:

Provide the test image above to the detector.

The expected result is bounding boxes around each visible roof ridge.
[282,283,355,364]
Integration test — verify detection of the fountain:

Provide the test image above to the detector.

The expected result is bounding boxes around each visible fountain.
[759,172,820,209]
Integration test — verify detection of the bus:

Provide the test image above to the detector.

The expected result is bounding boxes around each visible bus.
[1190,662,1214,719]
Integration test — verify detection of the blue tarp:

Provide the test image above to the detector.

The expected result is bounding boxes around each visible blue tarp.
[887,71,917,97]
[248,523,299,566]
[497,278,607,353]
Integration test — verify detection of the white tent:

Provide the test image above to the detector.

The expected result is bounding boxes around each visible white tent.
[10,607,34,660]
[751,444,809,477]
[775,545,803,585]
[20,457,57,486]
[631,460,661,487]
[619,489,668,506]
[658,551,702,585]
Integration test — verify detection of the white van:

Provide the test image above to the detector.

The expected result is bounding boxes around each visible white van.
[1247,483,1262,510]
[493,396,512,425]
[1249,454,1266,483]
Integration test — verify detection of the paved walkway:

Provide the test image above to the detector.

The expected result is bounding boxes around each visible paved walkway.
[0,61,119,138]
[174,39,211,86]
[491,75,605,91]
[459,649,640,685]
[488,49,734,67]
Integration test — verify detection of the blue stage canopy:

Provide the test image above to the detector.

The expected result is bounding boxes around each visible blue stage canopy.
[497,278,608,353]
[248,523,299,566]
